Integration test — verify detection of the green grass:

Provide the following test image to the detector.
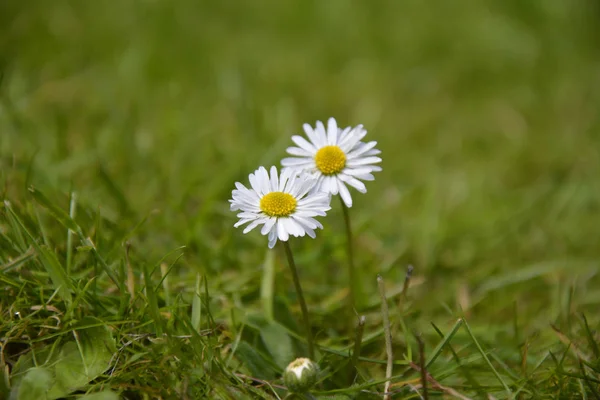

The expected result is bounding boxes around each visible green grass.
[2,0,600,398]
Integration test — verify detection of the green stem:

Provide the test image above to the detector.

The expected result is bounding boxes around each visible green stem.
[340,197,358,312]
[349,315,366,383]
[66,191,77,275]
[282,240,314,359]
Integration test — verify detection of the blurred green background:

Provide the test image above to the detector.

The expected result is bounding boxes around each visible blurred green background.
[2,0,600,324]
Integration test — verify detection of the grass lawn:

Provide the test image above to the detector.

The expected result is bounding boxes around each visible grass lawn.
[2,1,600,398]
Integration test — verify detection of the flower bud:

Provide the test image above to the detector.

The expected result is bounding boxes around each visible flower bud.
[283,357,318,393]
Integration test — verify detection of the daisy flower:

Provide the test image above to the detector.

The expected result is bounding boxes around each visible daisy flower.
[281,117,382,207]
[230,166,331,248]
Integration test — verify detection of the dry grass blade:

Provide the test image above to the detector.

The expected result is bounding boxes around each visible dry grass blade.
[377,275,393,400]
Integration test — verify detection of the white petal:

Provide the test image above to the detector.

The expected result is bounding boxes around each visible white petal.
[277,219,289,241]
[326,176,339,195]
[364,148,381,156]
[234,218,253,228]
[303,123,322,148]
[294,209,327,217]
[294,215,323,232]
[296,194,331,209]
[339,174,367,193]
[281,218,295,237]
[248,172,262,196]
[279,167,293,192]
[346,156,382,166]
[292,215,314,229]
[296,215,323,230]
[296,193,330,206]
[346,141,378,159]
[338,126,352,143]
[291,135,317,153]
[236,212,259,219]
[281,157,314,167]
[339,126,367,152]
[257,167,270,195]
[338,181,353,207]
[314,121,328,147]
[234,182,248,192]
[285,218,304,237]
[230,200,260,213]
[270,166,279,192]
[268,228,278,248]
[243,219,263,234]
[232,185,257,198]
[344,167,376,176]
[231,189,259,203]
[294,177,318,199]
[351,172,375,181]
[317,176,330,194]
[286,146,313,157]
[283,171,298,194]
[261,217,277,235]
[327,118,338,145]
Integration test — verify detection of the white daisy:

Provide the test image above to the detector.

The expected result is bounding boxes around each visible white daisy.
[281,117,382,207]
[230,166,331,249]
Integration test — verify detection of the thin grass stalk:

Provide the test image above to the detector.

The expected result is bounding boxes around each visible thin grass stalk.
[349,315,366,383]
[66,191,77,275]
[340,197,359,316]
[282,240,314,359]
[377,275,393,400]
[125,242,135,301]
[398,265,413,313]
[463,319,512,396]
[415,332,429,400]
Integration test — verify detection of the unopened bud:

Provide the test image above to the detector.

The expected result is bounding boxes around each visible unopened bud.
[283,357,318,393]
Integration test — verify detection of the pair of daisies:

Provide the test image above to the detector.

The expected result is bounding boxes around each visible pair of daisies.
[230,118,382,248]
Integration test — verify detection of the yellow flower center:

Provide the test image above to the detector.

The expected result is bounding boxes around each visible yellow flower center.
[314,145,346,175]
[260,192,297,217]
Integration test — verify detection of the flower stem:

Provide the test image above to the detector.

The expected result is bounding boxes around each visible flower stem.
[377,275,393,400]
[282,240,315,359]
[340,197,360,312]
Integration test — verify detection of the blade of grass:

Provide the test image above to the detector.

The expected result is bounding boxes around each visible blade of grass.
[579,358,600,400]
[581,313,600,359]
[425,318,463,368]
[1,246,35,272]
[463,319,512,397]
[28,187,82,235]
[414,332,429,400]
[142,262,163,336]
[349,315,366,383]
[154,251,184,300]
[377,275,393,400]
[29,187,121,289]
[33,203,50,247]
[97,164,134,217]
[396,265,414,363]
[66,191,77,275]
[551,323,589,362]
[431,322,484,396]
[160,263,171,307]
[4,201,73,304]
[3,200,27,251]
[192,273,202,332]
[397,265,413,313]
[38,245,74,305]
[125,242,135,301]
